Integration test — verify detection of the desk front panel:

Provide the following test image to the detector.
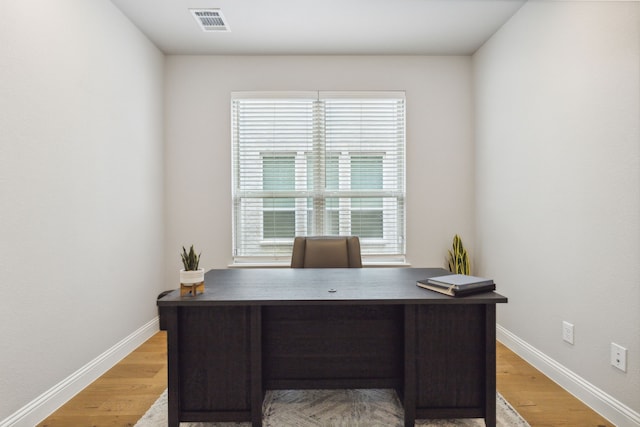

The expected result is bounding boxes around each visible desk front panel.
[262,304,404,390]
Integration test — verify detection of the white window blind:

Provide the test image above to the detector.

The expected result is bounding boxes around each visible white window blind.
[231,91,405,264]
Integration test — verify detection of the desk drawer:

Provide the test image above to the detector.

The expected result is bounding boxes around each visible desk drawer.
[414,304,485,409]
[177,306,252,413]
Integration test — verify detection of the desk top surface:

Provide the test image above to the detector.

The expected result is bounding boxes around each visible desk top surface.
[158,267,507,306]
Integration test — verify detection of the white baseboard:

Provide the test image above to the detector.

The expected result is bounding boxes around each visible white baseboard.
[497,324,640,427]
[0,317,160,427]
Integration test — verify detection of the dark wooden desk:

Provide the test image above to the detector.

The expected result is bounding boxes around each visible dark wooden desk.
[157,267,507,427]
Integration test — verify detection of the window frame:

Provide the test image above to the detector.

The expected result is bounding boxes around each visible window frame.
[231,91,406,265]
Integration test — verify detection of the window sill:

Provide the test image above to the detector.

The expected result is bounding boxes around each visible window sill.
[227,261,412,269]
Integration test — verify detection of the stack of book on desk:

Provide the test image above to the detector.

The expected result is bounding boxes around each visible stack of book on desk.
[416,274,495,297]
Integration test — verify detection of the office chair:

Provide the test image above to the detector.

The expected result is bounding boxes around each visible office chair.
[290,236,362,268]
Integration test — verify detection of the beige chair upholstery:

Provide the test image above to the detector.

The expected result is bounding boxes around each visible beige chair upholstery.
[290,236,362,268]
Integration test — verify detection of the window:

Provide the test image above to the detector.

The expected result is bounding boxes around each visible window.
[262,155,295,239]
[232,91,405,264]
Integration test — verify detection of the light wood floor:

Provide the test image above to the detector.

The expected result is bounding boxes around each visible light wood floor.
[39,332,167,427]
[496,341,610,427]
[39,332,612,427]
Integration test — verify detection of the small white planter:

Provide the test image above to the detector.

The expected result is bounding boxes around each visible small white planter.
[180,268,205,285]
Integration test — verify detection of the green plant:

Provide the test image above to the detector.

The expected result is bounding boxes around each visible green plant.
[181,245,201,271]
[447,234,470,275]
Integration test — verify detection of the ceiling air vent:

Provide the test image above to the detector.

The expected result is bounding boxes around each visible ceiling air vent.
[190,9,229,32]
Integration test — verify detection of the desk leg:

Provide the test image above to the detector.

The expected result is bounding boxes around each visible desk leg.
[250,306,263,427]
[404,305,416,427]
[165,306,180,427]
[484,305,497,427]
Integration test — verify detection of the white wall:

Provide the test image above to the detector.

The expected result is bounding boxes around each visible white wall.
[0,0,164,422]
[163,55,475,287]
[474,0,640,418]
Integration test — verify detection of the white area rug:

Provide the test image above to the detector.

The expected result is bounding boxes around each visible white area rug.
[135,389,530,426]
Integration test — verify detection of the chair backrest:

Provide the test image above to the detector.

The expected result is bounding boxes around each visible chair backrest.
[290,236,362,268]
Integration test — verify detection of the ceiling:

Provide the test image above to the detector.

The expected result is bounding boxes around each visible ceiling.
[110,0,527,55]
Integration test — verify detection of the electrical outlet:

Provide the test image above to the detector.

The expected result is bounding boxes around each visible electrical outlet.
[611,343,627,372]
[562,321,574,344]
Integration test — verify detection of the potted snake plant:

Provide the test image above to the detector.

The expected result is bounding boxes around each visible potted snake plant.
[447,234,470,275]
[180,245,204,285]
